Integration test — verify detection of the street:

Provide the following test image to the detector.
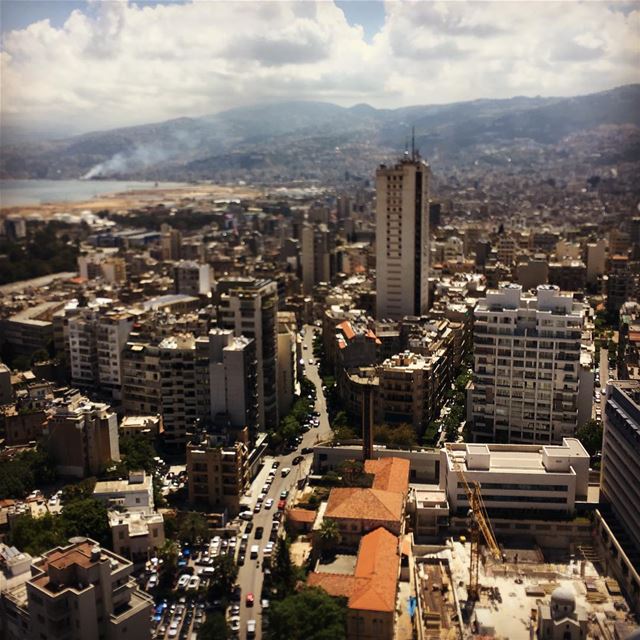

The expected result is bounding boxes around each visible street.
[234,324,331,640]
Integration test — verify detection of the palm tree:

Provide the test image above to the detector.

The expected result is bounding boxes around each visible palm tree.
[319,518,341,549]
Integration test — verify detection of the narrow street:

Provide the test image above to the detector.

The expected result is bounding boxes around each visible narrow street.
[234,324,331,640]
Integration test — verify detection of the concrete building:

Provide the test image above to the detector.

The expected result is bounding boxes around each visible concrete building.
[586,240,606,285]
[173,260,212,296]
[109,511,165,564]
[375,154,431,320]
[119,415,163,439]
[186,435,249,517]
[93,471,155,514]
[378,351,449,434]
[516,255,549,291]
[496,235,518,267]
[548,259,587,293]
[1,538,153,640]
[277,312,298,418]
[301,223,331,294]
[66,307,135,396]
[160,224,182,261]
[472,284,589,444]
[78,250,126,284]
[197,329,258,432]
[441,439,589,518]
[44,391,120,478]
[537,585,588,640]
[218,277,279,430]
[601,381,640,558]
[0,363,12,405]
[2,301,64,358]
[606,255,638,318]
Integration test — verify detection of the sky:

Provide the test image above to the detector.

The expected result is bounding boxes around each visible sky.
[1,0,638,136]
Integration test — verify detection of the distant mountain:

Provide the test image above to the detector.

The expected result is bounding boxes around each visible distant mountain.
[1,84,639,182]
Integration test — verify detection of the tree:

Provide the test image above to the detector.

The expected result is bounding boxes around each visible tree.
[60,498,110,548]
[267,587,347,640]
[319,518,341,550]
[118,434,157,473]
[207,554,238,599]
[9,513,67,556]
[576,419,603,456]
[178,512,209,546]
[157,540,179,593]
[198,613,230,640]
[270,538,297,598]
[61,477,97,504]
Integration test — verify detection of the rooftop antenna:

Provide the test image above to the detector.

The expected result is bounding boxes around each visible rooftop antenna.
[411,126,416,160]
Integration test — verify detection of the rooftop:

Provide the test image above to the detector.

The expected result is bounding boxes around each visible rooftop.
[325,487,404,522]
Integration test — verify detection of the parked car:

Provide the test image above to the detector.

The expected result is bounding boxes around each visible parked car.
[177,574,190,590]
[281,467,291,477]
[247,620,256,637]
[292,455,304,465]
[264,498,274,510]
[272,461,280,469]
[239,511,253,521]
[255,526,264,539]
[301,447,313,455]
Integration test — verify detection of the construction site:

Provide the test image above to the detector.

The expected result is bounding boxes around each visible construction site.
[408,444,640,640]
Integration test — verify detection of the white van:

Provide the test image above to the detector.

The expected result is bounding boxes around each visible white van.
[247,620,256,637]
[250,544,259,559]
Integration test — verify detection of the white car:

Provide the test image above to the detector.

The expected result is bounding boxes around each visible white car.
[247,619,257,637]
[177,574,190,589]
[239,511,253,521]
[281,467,291,477]
[187,575,200,590]
[264,498,274,510]
[230,616,241,632]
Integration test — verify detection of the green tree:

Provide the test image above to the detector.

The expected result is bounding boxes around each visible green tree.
[207,553,238,599]
[9,513,67,556]
[198,613,230,640]
[267,587,347,640]
[576,419,603,456]
[118,434,157,473]
[319,518,341,550]
[60,498,110,548]
[61,477,97,504]
[157,539,179,593]
[178,512,209,546]
[270,538,297,598]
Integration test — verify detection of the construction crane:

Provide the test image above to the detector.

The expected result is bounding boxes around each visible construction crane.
[446,444,502,601]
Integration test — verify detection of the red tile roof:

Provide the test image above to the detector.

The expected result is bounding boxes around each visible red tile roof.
[309,528,400,613]
[325,487,404,522]
[365,457,410,494]
[336,320,355,340]
[287,508,317,523]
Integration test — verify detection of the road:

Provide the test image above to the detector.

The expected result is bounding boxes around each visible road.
[234,324,331,640]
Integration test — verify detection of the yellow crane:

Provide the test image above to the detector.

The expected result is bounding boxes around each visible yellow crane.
[446,444,502,601]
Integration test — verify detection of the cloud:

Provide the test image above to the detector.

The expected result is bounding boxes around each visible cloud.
[1,0,638,134]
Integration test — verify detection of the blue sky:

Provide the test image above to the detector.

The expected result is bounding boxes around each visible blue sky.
[1,1,638,134]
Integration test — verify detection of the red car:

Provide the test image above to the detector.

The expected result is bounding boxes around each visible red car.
[277,499,286,511]
[246,592,254,607]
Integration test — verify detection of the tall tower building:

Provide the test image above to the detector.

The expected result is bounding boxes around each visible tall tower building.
[301,222,331,295]
[375,154,431,320]
[218,277,279,431]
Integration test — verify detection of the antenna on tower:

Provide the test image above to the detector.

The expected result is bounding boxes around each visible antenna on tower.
[411,126,416,160]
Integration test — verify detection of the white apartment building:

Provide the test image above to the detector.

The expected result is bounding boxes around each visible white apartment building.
[66,306,135,395]
[472,284,590,444]
[375,154,431,320]
[277,312,298,418]
[441,439,589,517]
[93,470,155,513]
[1,538,153,640]
[218,278,279,431]
[109,511,165,564]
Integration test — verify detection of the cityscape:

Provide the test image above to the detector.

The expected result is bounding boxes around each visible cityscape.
[0,2,639,640]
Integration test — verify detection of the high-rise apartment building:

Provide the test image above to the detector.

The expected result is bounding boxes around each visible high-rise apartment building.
[301,223,331,294]
[65,306,135,396]
[44,390,120,478]
[197,329,258,433]
[187,435,249,516]
[606,255,638,318]
[218,277,279,430]
[1,538,153,640]
[472,284,590,444]
[601,380,640,557]
[173,260,212,296]
[375,154,430,320]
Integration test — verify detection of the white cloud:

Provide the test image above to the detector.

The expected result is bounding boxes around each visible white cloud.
[1,0,638,134]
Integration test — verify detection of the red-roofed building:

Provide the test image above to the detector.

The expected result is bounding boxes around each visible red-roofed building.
[308,527,400,640]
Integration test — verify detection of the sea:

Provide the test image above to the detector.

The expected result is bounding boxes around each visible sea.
[0,179,189,208]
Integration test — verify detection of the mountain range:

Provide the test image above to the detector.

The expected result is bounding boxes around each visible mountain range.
[2,84,639,183]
